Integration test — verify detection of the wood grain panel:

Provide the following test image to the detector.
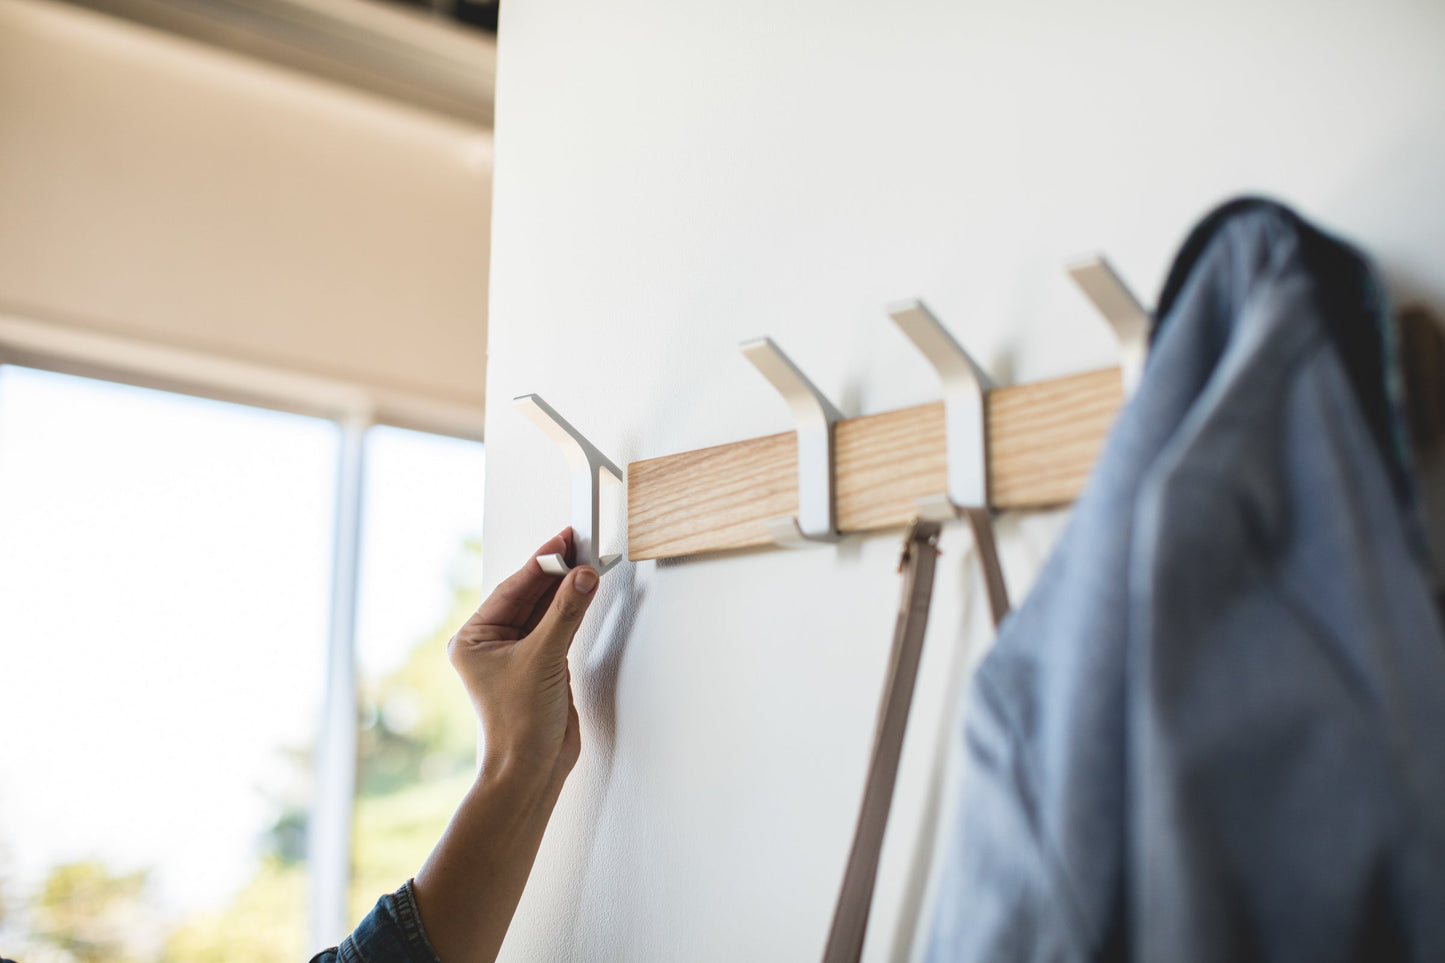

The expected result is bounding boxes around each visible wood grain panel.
[626,431,798,559]
[627,366,1124,560]
[989,367,1122,507]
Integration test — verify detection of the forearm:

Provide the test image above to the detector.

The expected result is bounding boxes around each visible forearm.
[408,536,595,963]
[411,757,567,963]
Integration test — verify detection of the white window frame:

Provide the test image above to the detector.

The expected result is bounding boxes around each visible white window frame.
[0,310,484,950]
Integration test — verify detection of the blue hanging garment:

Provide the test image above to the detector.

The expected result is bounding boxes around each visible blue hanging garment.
[927,198,1445,963]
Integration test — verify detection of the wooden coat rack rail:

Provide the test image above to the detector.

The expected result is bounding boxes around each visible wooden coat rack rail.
[626,367,1123,560]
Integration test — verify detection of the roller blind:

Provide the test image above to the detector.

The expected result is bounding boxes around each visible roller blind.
[0,0,493,435]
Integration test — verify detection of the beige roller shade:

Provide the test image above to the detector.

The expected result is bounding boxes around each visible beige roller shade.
[0,0,493,435]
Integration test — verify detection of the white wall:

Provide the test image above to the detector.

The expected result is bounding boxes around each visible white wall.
[484,2,1445,960]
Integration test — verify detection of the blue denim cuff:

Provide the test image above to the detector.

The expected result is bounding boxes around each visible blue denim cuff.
[310,880,442,963]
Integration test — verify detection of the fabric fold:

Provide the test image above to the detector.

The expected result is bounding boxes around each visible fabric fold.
[927,199,1445,963]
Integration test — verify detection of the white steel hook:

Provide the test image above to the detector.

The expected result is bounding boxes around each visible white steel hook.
[740,337,842,547]
[1067,256,1152,396]
[513,393,624,575]
[887,299,994,518]
[887,299,1010,627]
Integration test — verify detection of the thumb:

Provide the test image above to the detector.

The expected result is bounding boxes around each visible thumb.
[529,566,599,659]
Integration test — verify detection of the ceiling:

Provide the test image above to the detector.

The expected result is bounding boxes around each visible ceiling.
[53,0,497,127]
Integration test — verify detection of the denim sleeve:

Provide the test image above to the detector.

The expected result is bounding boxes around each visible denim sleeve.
[309,880,442,963]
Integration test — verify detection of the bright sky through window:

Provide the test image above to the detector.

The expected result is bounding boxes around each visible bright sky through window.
[0,366,335,915]
[359,426,486,680]
[0,366,485,936]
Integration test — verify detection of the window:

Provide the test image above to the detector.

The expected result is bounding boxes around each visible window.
[0,365,484,961]
[350,427,484,926]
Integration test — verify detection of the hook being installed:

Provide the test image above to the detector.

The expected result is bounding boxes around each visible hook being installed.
[740,337,843,548]
[1067,256,1152,396]
[887,299,1010,626]
[514,393,624,576]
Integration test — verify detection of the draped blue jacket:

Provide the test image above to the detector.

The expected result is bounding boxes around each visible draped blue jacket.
[928,199,1445,962]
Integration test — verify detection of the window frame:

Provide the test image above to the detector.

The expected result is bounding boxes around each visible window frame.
[0,313,484,950]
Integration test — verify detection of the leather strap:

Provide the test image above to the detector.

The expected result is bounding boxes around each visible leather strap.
[821,518,943,963]
[820,513,1010,962]
[963,508,1010,629]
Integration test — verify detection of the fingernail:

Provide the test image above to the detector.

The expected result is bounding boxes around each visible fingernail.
[574,568,598,594]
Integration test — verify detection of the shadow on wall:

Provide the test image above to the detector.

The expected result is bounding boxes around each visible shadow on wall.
[578,562,648,765]
[537,560,648,953]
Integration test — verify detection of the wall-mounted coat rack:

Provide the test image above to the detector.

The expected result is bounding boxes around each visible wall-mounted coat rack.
[518,261,1445,568]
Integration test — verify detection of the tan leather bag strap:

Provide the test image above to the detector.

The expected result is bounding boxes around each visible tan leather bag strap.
[820,519,942,963]
[963,508,1011,630]
[821,515,1009,963]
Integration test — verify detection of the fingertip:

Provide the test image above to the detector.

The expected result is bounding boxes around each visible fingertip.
[537,565,598,636]
[531,528,574,572]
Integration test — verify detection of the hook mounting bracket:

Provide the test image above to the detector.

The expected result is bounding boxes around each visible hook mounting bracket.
[1067,256,1151,396]
[888,299,994,520]
[740,337,842,547]
[514,393,624,575]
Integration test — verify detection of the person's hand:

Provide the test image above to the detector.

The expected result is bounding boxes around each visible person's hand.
[413,530,602,963]
[447,527,599,788]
